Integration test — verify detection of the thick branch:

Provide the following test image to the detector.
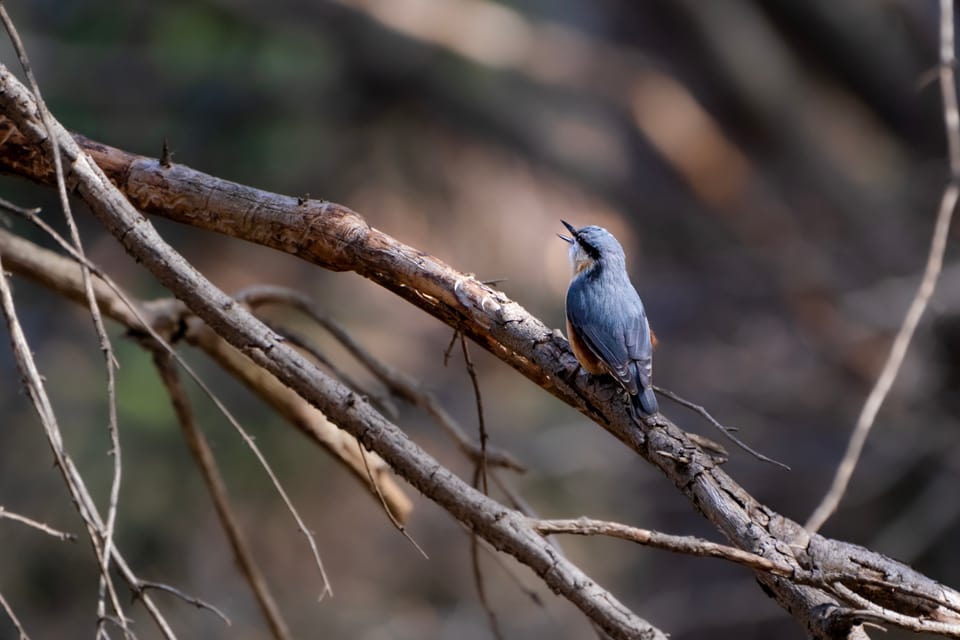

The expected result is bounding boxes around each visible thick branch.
[0,228,412,524]
[0,64,664,640]
[3,65,960,637]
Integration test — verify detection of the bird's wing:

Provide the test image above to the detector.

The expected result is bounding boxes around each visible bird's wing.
[623,306,654,389]
[566,279,640,395]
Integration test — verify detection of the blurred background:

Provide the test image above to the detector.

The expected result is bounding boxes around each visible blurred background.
[0,1,957,638]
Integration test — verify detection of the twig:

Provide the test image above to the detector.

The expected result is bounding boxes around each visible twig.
[944,0,960,177]
[0,8,125,634]
[443,329,460,366]
[0,253,144,637]
[470,502,505,640]
[14,62,960,636]
[654,385,790,470]
[3,208,334,599]
[533,517,790,573]
[151,350,290,639]
[0,197,39,218]
[0,97,662,636]
[0,590,29,640]
[534,516,960,625]
[179,318,413,524]
[1,212,297,637]
[266,321,399,419]
[471,525,545,607]
[0,506,75,541]
[356,441,429,559]
[461,335,490,494]
[199,381,335,601]
[134,581,230,627]
[832,584,960,638]
[0,225,412,525]
[459,332,504,638]
[805,0,960,534]
[235,285,524,472]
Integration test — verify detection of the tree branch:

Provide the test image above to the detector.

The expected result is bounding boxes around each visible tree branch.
[150,349,288,639]
[0,64,665,640]
[3,59,960,637]
[0,227,412,523]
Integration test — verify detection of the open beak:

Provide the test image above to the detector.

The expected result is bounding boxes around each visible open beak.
[558,220,577,244]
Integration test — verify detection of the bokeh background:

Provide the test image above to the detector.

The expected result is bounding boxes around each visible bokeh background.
[0,1,957,638]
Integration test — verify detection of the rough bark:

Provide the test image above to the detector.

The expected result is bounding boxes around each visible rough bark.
[2,63,960,638]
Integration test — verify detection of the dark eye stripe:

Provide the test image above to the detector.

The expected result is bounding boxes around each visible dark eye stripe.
[577,235,601,260]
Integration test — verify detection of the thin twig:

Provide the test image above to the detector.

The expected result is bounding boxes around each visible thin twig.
[534,516,960,623]
[944,0,960,177]
[134,581,231,627]
[0,506,75,541]
[151,350,289,639]
[461,335,490,495]
[461,334,503,639]
[235,286,524,471]
[443,329,460,366]
[470,506,505,640]
[267,322,399,419]
[0,253,141,637]
[654,385,790,470]
[356,441,429,559]
[0,590,29,640]
[832,584,960,638]
[197,382,335,601]
[805,0,960,534]
[0,7,124,632]
[471,526,545,607]
[533,517,790,573]
[5,206,334,600]
[1,219,411,530]
[0,197,39,218]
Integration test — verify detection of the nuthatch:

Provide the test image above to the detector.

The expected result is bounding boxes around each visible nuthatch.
[559,221,658,415]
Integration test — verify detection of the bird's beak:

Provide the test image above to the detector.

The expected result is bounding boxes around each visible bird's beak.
[558,220,577,244]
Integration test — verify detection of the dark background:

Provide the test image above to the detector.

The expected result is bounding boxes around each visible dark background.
[0,1,956,638]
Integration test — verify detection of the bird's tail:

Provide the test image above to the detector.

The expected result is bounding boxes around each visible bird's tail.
[635,386,658,415]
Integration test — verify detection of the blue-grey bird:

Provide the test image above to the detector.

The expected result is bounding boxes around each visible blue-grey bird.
[559,221,658,415]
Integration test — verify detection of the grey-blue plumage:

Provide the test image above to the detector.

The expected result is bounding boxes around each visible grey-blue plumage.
[562,224,658,415]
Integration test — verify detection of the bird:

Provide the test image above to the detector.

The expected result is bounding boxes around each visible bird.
[558,220,659,416]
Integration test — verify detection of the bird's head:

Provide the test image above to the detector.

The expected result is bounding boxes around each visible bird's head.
[558,221,626,276]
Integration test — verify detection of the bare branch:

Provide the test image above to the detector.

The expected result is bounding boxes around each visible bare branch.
[0,5,124,630]
[0,227,413,524]
[653,384,790,470]
[151,350,289,639]
[942,0,960,176]
[235,285,524,472]
[0,506,75,541]
[0,253,167,638]
[1,217,334,601]
[461,335,502,638]
[805,0,960,534]
[0,590,29,640]
[160,336,336,601]
[534,517,790,575]
[536,516,960,627]
[0,69,666,640]
[7,219,335,602]
[356,441,429,559]
[134,581,230,629]
[6,60,960,637]
[833,584,960,638]
[470,519,505,640]
[461,334,490,494]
